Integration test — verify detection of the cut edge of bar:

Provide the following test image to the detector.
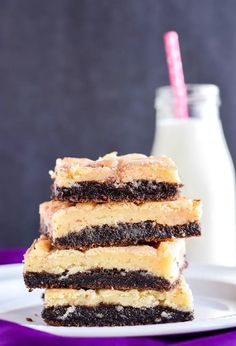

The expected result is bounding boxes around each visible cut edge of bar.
[42,304,194,327]
[41,221,201,250]
[51,180,182,202]
[23,267,186,291]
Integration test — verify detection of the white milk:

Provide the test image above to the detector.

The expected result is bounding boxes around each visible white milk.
[151,85,236,266]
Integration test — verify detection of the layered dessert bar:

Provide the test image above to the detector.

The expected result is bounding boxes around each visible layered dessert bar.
[24,236,186,290]
[50,153,182,202]
[40,199,201,250]
[42,277,193,326]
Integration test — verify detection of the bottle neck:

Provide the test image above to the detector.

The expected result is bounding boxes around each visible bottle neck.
[155,84,221,120]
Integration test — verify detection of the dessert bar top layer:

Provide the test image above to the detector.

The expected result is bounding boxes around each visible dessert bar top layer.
[40,199,202,238]
[24,236,185,281]
[49,152,182,187]
[44,277,192,311]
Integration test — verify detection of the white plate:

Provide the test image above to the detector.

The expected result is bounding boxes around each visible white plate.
[0,263,236,337]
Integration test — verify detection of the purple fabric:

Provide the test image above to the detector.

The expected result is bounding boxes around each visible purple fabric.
[0,248,26,265]
[0,248,235,345]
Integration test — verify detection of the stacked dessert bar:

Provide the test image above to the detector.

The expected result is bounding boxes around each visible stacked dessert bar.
[23,153,201,327]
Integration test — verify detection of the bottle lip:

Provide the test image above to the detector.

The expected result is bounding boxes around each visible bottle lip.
[155,84,221,109]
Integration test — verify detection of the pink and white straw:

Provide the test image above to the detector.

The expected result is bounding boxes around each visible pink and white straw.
[163,31,189,119]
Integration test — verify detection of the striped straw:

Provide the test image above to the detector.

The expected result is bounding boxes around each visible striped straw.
[163,31,189,119]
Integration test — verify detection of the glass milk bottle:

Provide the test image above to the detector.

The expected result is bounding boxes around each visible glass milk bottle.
[151,84,236,266]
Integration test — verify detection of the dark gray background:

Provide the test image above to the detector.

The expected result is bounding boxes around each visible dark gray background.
[1,0,236,247]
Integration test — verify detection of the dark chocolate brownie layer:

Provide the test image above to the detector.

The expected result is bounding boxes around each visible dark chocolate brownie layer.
[52,180,182,202]
[24,268,183,291]
[43,221,201,250]
[42,304,193,326]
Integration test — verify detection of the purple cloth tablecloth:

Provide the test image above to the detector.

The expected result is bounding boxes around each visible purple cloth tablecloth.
[0,248,235,346]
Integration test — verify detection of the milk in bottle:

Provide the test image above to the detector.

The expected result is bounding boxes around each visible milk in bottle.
[151,84,236,266]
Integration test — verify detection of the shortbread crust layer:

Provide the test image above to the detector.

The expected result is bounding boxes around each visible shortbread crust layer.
[40,199,201,249]
[24,237,186,290]
[42,278,193,326]
[50,153,182,202]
